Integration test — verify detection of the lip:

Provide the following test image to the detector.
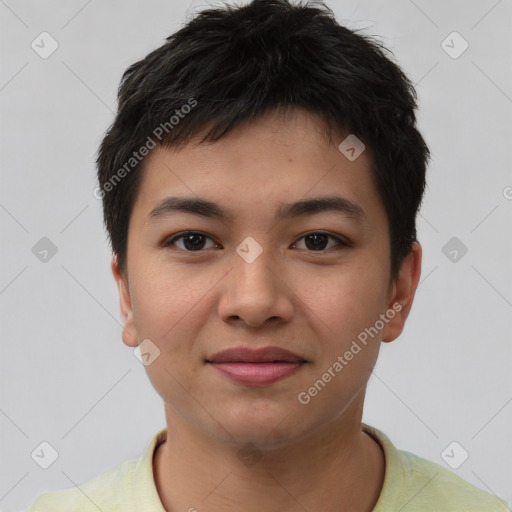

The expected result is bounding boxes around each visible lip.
[208,361,306,386]
[207,346,306,364]
[206,346,308,387]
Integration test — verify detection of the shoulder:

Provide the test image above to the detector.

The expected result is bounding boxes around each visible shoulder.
[23,427,167,512]
[23,457,137,512]
[399,450,510,511]
[363,424,511,512]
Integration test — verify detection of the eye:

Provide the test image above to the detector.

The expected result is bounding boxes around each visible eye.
[292,232,350,252]
[162,230,350,253]
[163,231,219,252]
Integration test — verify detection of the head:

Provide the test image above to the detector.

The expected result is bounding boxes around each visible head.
[97,0,428,448]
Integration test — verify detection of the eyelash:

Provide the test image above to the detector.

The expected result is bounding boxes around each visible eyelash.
[162,231,351,252]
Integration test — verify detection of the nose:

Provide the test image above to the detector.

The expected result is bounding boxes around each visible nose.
[217,248,294,329]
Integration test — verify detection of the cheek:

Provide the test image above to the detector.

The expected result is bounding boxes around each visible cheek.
[129,261,211,339]
[128,268,213,410]
[299,263,388,346]
[291,273,385,423]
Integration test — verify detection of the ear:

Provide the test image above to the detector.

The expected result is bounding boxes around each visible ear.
[111,256,138,348]
[381,241,422,343]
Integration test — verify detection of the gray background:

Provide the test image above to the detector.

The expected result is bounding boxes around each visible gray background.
[1,0,511,510]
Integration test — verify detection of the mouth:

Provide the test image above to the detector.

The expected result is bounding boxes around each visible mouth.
[205,346,308,386]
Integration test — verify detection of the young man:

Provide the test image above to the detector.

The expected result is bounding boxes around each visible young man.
[25,0,510,510]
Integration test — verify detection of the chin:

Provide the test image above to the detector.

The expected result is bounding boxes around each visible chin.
[210,404,308,449]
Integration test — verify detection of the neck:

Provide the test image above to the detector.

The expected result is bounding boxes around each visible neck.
[153,394,385,512]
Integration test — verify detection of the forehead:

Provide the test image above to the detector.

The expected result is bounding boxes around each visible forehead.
[130,109,386,230]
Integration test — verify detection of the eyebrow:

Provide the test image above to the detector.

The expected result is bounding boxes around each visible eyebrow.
[147,195,366,224]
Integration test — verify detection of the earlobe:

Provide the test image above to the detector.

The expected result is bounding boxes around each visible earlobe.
[111,257,139,348]
[381,242,422,343]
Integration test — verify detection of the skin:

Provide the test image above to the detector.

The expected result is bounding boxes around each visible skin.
[112,107,422,512]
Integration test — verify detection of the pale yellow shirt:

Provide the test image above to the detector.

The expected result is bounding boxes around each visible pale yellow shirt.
[24,423,510,511]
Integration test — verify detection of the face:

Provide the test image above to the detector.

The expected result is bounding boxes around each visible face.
[112,108,421,449]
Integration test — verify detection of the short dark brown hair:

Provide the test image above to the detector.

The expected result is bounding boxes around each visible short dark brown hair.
[96,0,430,279]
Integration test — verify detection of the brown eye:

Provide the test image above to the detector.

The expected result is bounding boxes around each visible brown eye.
[163,232,218,251]
[293,232,349,251]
